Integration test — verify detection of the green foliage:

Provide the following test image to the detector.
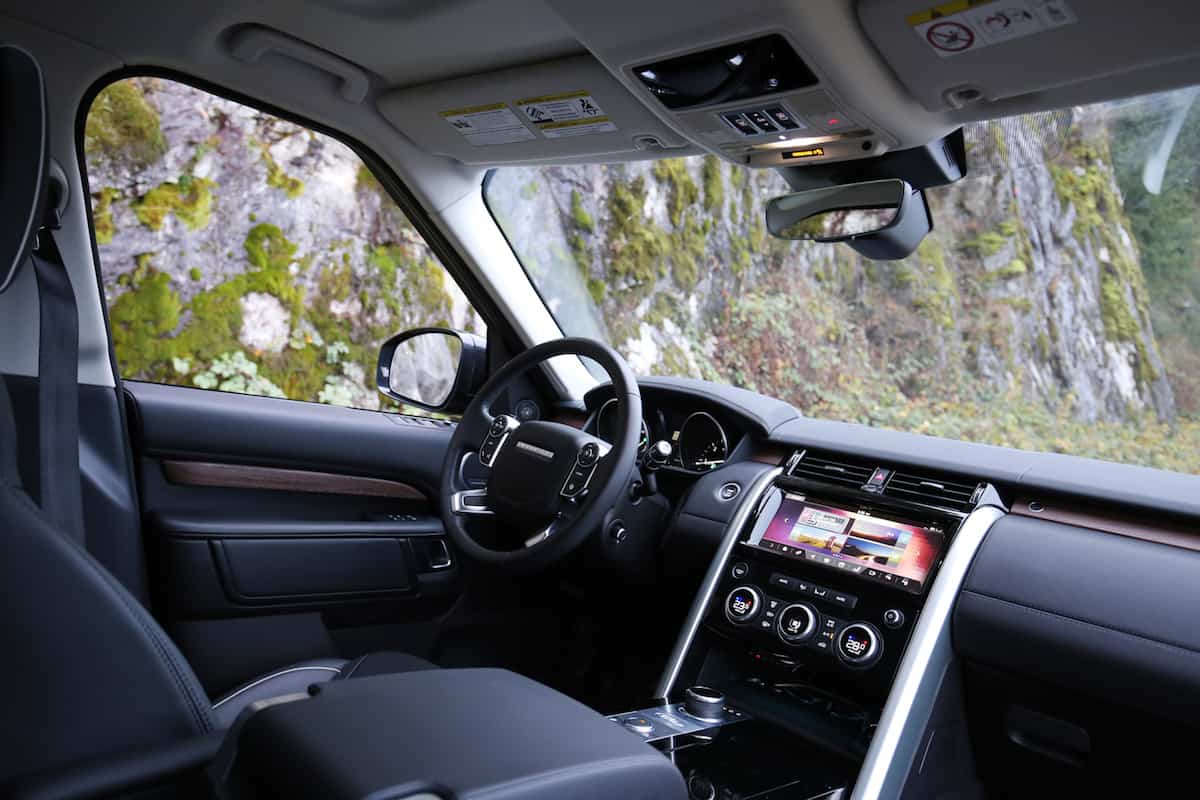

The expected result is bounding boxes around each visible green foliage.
[85,80,166,168]
[92,188,120,244]
[133,176,215,231]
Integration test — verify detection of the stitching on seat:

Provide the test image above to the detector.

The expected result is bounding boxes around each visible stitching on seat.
[212,665,343,709]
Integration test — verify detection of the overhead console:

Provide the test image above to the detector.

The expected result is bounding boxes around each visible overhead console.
[629,33,891,168]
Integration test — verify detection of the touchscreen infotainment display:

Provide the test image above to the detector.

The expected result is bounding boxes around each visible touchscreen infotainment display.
[746,492,944,594]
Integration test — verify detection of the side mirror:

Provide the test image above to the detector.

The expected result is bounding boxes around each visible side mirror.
[765,179,932,259]
[376,328,487,413]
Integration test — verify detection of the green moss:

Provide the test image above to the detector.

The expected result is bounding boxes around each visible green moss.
[672,216,705,291]
[570,190,594,232]
[569,232,591,273]
[605,176,669,287]
[85,80,166,168]
[913,238,958,329]
[188,267,202,282]
[1036,331,1050,360]
[996,259,1027,279]
[133,176,215,231]
[701,156,725,213]
[261,145,305,198]
[587,278,606,303]
[356,164,383,194]
[646,293,676,326]
[92,188,120,244]
[963,231,1008,257]
[652,159,699,227]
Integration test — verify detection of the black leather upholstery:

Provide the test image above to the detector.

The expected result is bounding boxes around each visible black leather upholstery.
[230,668,688,800]
[0,44,438,789]
[0,385,215,782]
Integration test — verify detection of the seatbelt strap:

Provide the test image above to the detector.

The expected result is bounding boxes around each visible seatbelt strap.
[30,227,85,545]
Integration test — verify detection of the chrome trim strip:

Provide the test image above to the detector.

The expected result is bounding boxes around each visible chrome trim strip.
[851,505,1004,800]
[515,441,554,460]
[212,665,342,709]
[655,466,782,698]
[451,488,493,515]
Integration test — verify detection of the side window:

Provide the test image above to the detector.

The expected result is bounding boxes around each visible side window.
[83,77,484,411]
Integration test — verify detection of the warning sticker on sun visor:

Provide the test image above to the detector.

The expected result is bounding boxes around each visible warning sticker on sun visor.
[515,91,618,138]
[908,0,1077,58]
[440,103,536,146]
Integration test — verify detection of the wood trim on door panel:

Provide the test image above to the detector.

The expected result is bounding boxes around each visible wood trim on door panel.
[162,461,425,500]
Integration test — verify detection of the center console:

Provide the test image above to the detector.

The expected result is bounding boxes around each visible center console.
[612,449,997,799]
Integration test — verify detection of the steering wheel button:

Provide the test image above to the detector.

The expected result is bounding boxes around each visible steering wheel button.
[578,442,600,467]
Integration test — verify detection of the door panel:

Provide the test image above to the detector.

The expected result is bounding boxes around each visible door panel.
[126,380,464,696]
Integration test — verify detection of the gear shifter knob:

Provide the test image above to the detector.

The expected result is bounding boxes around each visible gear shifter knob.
[684,685,725,721]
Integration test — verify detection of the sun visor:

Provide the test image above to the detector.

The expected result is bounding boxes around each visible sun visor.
[378,55,691,166]
[858,0,1200,112]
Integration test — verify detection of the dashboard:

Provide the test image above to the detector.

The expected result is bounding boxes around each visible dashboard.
[587,388,750,474]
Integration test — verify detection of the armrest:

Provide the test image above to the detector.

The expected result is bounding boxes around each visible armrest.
[219,668,686,800]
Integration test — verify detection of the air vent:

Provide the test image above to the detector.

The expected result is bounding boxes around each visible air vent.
[787,450,875,490]
[885,471,981,512]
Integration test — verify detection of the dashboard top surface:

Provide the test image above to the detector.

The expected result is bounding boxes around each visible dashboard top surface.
[586,375,1200,522]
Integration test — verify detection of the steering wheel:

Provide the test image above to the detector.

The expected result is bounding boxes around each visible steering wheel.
[439,338,641,572]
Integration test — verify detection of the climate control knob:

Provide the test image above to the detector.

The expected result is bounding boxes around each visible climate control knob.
[776,603,818,644]
[724,585,762,625]
[836,622,883,668]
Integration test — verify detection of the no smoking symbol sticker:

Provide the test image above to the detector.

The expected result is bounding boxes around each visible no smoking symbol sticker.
[926,21,975,52]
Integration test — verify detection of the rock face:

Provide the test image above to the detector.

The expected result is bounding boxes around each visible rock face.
[87,77,482,411]
[87,77,1197,472]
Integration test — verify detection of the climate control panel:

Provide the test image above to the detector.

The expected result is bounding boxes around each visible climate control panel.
[723,585,883,668]
[711,552,920,690]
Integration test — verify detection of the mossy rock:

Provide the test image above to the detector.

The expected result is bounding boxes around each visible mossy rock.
[652,159,699,227]
[133,176,215,231]
[261,145,305,198]
[92,188,120,244]
[85,80,166,168]
[570,190,594,232]
[701,156,725,213]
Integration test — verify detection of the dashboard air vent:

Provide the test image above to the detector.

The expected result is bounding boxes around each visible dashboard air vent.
[885,470,981,512]
[787,450,875,490]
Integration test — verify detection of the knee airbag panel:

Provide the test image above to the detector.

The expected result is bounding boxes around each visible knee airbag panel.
[954,515,1200,725]
[225,668,686,800]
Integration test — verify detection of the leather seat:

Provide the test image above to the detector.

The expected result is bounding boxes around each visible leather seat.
[0,44,436,789]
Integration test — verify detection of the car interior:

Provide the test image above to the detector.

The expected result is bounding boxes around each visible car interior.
[3,1,1200,798]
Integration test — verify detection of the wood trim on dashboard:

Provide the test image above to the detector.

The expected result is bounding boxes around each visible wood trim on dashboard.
[1012,496,1200,554]
[161,461,426,500]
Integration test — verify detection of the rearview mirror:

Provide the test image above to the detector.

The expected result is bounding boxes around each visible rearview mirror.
[376,328,487,413]
[765,179,932,260]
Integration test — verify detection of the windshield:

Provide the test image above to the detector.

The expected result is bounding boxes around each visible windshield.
[484,87,1200,476]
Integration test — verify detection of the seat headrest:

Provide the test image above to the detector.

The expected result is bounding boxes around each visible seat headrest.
[0,44,49,295]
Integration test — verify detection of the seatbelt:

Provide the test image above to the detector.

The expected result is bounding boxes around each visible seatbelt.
[30,220,85,545]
